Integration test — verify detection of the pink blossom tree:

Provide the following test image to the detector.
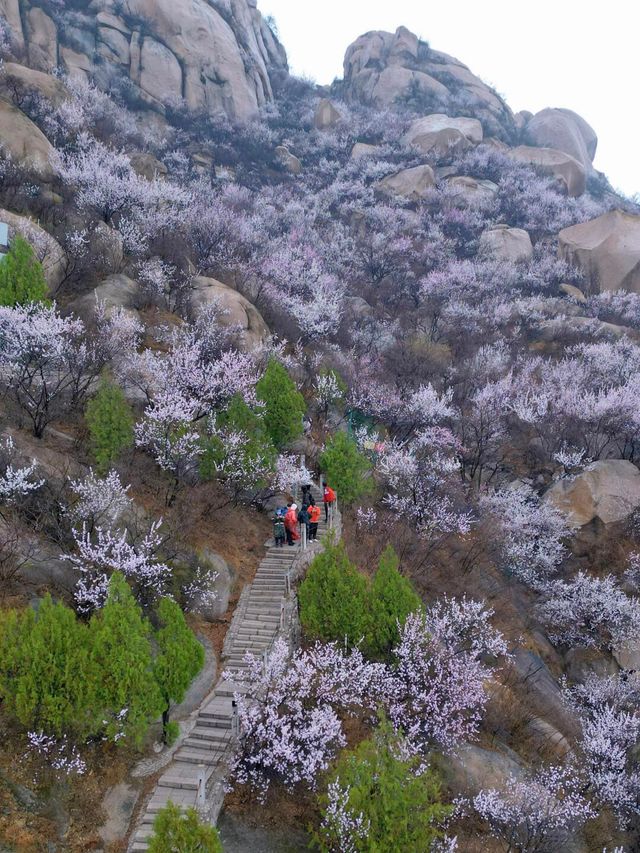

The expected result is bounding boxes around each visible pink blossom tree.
[0,304,104,437]
[0,435,42,505]
[481,483,571,589]
[387,599,508,753]
[537,572,640,651]
[63,520,171,614]
[227,638,389,799]
[472,763,596,852]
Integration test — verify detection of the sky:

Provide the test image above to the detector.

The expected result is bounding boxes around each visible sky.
[261,0,640,198]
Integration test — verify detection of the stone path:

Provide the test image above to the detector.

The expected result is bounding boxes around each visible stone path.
[129,485,332,851]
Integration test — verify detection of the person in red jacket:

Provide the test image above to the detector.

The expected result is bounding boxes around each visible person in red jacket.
[323,482,336,522]
[308,501,322,540]
[284,503,300,546]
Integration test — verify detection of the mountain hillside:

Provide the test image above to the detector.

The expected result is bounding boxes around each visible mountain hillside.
[0,5,638,852]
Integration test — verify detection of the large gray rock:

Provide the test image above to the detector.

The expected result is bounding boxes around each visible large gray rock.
[314,98,342,130]
[1,62,68,104]
[480,224,533,262]
[343,26,514,137]
[446,175,498,205]
[558,210,640,295]
[0,0,288,122]
[70,274,141,323]
[0,208,66,289]
[509,145,586,197]
[613,640,640,671]
[376,164,435,201]
[443,743,524,794]
[350,142,379,160]
[188,549,232,622]
[403,113,483,158]
[545,460,640,526]
[189,276,269,351]
[0,99,55,178]
[512,648,579,734]
[525,108,597,174]
[565,647,619,683]
[274,145,302,175]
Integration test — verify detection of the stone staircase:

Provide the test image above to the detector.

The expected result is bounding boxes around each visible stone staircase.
[129,485,331,851]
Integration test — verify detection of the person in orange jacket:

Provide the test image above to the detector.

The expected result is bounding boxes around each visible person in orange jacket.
[284,503,300,546]
[308,500,322,540]
[323,482,336,522]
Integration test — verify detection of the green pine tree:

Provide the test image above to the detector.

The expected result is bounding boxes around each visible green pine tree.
[319,432,373,505]
[89,573,162,747]
[255,358,306,449]
[314,715,451,853]
[0,596,95,738]
[85,379,134,473]
[298,538,369,646]
[0,234,48,306]
[148,802,222,853]
[153,597,205,742]
[200,393,276,487]
[366,545,421,659]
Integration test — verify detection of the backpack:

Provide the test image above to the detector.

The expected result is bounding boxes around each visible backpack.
[273,520,285,537]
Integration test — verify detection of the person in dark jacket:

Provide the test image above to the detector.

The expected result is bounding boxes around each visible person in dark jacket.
[272,514,286,547]
[301,483,313,507]
[297,503,310,541]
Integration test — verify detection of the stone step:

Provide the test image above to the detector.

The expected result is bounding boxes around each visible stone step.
[233,634,274,646]
[236,616,279,628]
[210,679,249,698]
[158,774,198,791]
[232,635,273,647]
[190,724,231,741]
[197,714,232,729]
[200,699,234,717]
[175,748,221,764]
[247,591,284,600]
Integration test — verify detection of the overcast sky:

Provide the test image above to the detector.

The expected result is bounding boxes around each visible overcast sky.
[261,0,640,198]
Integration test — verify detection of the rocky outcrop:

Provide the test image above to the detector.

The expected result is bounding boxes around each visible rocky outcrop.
[314,98,342,130]
[0,99,55,177]
[351,142,379,160]
[343,26,515,138]
[189,276,269,350]
[376,164,435,202]
[1,62,68,104]
[480,225,533,262]
[70,274,141,323]
[0,208,65,288]
[275,145,302,175]
[545,460,640,526]
[0,0,287,121]
[446,175,498,205]
[559,283,587,303]
[443,743,524,793]
[524,108,597,174]
[509,145,586,197]
[558,210,640,294]
[403,113,483,158]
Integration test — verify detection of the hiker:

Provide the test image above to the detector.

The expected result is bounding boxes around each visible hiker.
[323,482,336,522]
[272,513,286,548]
[298,502,310,541]
[308,500,321,541]
[284,503,300,546]
[301,483,313,507]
